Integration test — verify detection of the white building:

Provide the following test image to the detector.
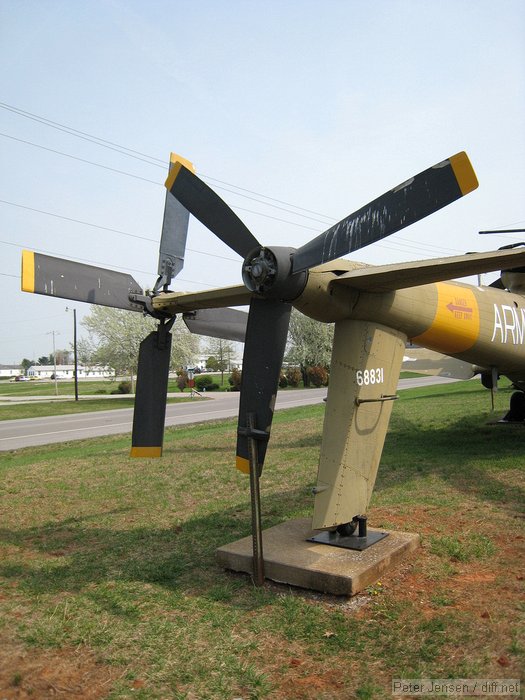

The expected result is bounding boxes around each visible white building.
[193,353,243,371]
[27,364,114,379]
[0,364,22,378]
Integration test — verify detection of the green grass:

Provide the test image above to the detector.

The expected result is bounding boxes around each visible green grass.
[0,376,230,397]
[0,378,122,396]
[0,396,200,421]
[0,379,523,698]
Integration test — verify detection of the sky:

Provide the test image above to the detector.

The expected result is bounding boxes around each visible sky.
[0,0,524,365]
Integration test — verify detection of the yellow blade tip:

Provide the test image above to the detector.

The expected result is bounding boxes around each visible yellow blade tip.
[236,456,250,474]
[21,250,35,293]
[165,152,195,190]
[450,151,479,196]
[130,446,162,458]
[169,152,195,172]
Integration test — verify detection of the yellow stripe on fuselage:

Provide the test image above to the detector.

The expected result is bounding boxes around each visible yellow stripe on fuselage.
[21,250,35,293]
[449,152,479,196]
[413,282,480,354]
[130,446,162,458]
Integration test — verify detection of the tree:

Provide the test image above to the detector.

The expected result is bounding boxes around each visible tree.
[206,356,219,371]
[20,358,34,376]
[205,338,236,383]
[55,348,72,365]
[76,336,98,371]
[286,309,334,386]
[81,307,199,389]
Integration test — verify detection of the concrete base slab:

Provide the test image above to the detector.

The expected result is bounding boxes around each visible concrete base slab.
[216,517,420,596]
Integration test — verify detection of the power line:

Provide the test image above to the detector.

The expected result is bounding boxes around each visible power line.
[0,100,335,221]
[0,132,161,185]
[0,132,330,231]
[0,109,469,256]
[0,101,168,166]
[0,199,239,263]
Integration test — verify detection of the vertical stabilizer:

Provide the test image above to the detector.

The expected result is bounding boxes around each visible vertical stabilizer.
[312,320,406,530]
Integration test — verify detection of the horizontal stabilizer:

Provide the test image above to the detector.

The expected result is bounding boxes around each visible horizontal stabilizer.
[21,250,144,311]
[152,284,252,315]
[183,307,248,342]
[402,347,474,379]
[330,248,525,293]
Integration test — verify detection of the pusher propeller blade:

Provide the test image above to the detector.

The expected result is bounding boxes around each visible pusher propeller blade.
[130,320,174,458]
[236,297,292,476]
[165,158,260,258]
[291,152,478,273]
[21,250,144,312]
[157,153,193,288]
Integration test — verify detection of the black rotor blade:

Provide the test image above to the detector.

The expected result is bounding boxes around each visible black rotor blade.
[292,151,478,273]
[165,158,260,258]
[236,297,291,476]
[131,323,173,458]
[183,307,248,342]
[21,250,144,312]
[157,153,192,286]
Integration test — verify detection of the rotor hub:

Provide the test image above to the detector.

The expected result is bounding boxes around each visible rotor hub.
[243,248,277,293]
[242,246,308,300]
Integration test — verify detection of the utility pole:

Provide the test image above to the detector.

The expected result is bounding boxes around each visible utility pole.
[46,330,59,396]
[66,307,79,401]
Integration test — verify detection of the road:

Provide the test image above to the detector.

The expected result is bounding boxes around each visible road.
[0,377,457,452]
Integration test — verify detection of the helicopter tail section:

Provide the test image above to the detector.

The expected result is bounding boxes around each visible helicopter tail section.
[312,319,406,530]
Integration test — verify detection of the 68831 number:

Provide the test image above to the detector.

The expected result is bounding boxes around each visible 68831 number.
[356,368,384,386]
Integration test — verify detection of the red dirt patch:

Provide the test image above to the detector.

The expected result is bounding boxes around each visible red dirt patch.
[0,637,119,699]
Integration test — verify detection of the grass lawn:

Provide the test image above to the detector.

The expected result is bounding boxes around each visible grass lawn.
[0,376,231,397]
[0,380,523,698]
[0,397,200,422]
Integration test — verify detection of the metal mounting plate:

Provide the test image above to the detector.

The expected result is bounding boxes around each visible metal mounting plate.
[308,529,389,551]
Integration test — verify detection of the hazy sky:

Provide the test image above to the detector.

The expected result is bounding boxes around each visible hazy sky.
[1,0,524,364]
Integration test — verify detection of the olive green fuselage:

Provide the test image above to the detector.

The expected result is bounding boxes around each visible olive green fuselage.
[294,261,525,384]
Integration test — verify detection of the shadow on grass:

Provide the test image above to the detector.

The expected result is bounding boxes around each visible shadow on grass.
[378,409,525,509]
[0,488,309,606]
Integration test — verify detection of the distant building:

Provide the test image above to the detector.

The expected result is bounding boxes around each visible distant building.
[192,353,243,371]
[27,364,114,379]
[0,364,21,378]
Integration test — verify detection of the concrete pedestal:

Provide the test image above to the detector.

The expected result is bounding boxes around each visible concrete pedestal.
[216,517,419,596]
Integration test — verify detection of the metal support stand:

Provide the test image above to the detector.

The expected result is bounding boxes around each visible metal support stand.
[308,515,389,551]
[247,413,265,586]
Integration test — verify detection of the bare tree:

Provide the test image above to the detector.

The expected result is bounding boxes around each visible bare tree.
[205,337,236,383]
[81,307,199,390]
